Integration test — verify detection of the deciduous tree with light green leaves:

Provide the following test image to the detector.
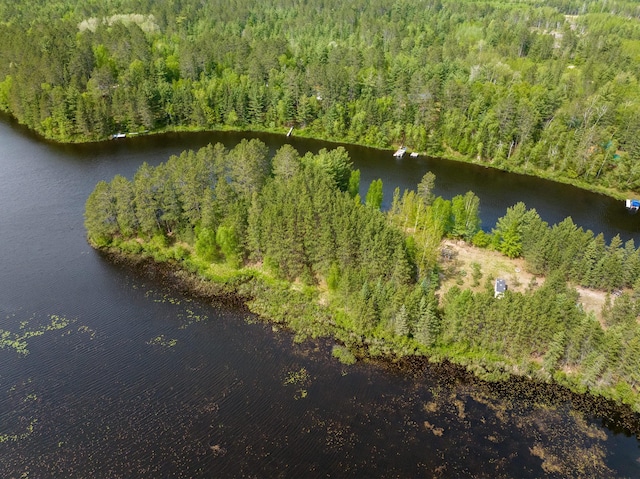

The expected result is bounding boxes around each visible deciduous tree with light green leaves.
[365,179,383,209]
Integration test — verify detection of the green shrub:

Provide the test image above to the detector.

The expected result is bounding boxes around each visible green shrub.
[195,228,219,262]
[332,344,357,365]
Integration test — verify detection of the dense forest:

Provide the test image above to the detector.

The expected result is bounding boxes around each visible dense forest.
[3,0,640,194]
[85,140,640,411]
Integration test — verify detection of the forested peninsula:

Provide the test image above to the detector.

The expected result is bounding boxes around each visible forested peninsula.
[3,0,640,196]
[85,140,640,412]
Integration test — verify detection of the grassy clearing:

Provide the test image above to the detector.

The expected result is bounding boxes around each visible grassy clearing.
[438,240,607,322]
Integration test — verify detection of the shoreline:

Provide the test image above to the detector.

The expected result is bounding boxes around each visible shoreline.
[97,245,640,435]
[0,109,633,202]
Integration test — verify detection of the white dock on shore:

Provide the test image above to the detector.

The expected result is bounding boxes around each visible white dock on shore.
[393,146,407,158]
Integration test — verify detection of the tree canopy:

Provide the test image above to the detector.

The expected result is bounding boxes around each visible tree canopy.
[86,140,640,411]
[4,0,640,194]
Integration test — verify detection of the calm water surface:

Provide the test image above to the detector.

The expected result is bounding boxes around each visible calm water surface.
[1,117,640,477]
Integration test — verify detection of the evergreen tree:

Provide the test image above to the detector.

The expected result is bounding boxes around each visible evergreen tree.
[499,223,523,259]
[84,180,117,246]
[272,144,301,180]
[543,330,566,374]
[600,234,625,290]
[451,191,480,240]
[417,171,436,206]
[216,225,241,267]
[393,304,410,337]
[347,169,360,199]
[415,295,440,347]
[110,174,137,237]
[308,147,353,192]
[229,139,270,198]
[133,162,161,236]
[365,179,383,209]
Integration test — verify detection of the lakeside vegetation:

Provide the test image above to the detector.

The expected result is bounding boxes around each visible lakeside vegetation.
[86,141,640,412]
[3,0,640,196]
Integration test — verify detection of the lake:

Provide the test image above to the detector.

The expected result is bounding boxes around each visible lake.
[1,116,639,477]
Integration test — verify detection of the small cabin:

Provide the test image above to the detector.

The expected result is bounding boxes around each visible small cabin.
[494,278,507,298]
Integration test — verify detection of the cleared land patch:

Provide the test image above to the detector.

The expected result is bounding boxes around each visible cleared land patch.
[438,240,607,322]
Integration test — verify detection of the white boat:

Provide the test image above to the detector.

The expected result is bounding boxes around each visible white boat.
[410,152,419,157]
[393,146,407,158]
[626,199,640,213]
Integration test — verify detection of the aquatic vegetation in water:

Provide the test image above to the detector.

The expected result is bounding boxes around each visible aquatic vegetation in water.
[423,420,444,436]
[243,315,259,325]
[283,367,310,385]
[77,325,96,340]
[147,335,178,348]
[143,288,208,329]
[312,417,357,451]
[0,330,28,355]
[1,378,39,444]
[0,314,72,355]
[209,443,227,457]
[145,289,182,305]
[178,308,208,329]
[0,418,38,443]
[283,367,311,400]
[422,387,615,477]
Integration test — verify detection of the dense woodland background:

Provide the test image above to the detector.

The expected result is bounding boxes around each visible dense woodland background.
[2,0,640,194]
[85,140,640,410]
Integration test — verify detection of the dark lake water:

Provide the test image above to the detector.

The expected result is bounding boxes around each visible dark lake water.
[1,116,640,477]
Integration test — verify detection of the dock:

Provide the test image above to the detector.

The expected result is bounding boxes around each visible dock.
[393,146,407,158]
